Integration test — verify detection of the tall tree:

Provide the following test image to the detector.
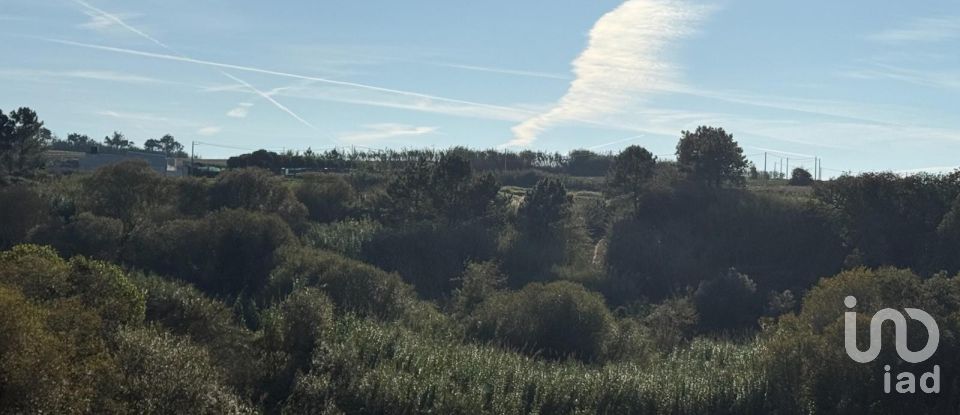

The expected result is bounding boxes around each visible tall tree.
[159,134,183,155]
[789,167,813,186]
[517,178,570,239]
[67,133,92,147]
[104,131,131,149]
[143,139,162,152]
[0,107,49,178]
[606,145,656,210]
[676,126,747,187]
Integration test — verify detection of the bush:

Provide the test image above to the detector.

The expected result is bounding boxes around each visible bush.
[260,287,336,407]
[644,296,699,351]
[0,284,111,413]
[0,184,49,249]
[29,212,124,261]
[124,209,295,296]
[210,168,307,226]
[174,176,211,216]
[79,160,169,224]
[134,274,259,394]
[0,244,144,327]
[605,187,845,304]
[0,245,150,412]
[262,287,335,370]
[269,246,415,320]
[361,219,498,299]
[295,173,355,222]
[693,269,761,332]
[111,326,253,414]
[468,281,615,361]
[758,267,960,414]
[452,260,505,316]
[788,167,813,186]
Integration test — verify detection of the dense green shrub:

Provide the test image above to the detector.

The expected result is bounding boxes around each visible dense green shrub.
[362,218,499,299]
[759,267,960,414]
[0,245,151,412]
[260,287,336,406]
[0,284,120,413]
[29,212,124,261]
[0,244,145,327]
[814,172,960,274]
[295,173,355,223]
[174,176,211,216]
[124,209,295,296]
[643,296,699,352]
[605,187,845,303]
[79,160,170,224]
[468,281,615,361]
[269,246,415,320]
[693,268,762,332]
[451,260,505,316]
[134,274,259,395]
[0,184,49,249]
[110,326,253,414]
[210,168,307,226]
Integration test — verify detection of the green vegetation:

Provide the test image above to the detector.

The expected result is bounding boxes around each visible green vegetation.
[3,108,960,413]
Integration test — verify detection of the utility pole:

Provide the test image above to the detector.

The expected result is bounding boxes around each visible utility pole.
[786,158,790,176]
[191,141,195,176]
[763,152,768,180]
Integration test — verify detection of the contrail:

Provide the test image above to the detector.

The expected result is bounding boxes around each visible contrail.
[745,146,814,158]
[72,0,171,50]
[221,72,326,136]
[69,1,330,141]
[587,134,645,150]
[46,38,539,118]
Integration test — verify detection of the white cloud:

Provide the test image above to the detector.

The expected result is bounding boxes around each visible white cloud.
[506,0,712,147]
[226,102,254,118]
[867,16,960,43]
[97,110,172,123]
[340,123,437,143]
[197,126,222,136]
[0,69,170,85]
[78,10,143,33]
[0,14,30,22]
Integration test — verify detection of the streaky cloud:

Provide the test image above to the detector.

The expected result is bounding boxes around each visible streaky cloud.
[340,123,438,143]
[506,0,712,147]
[867,16,960,43]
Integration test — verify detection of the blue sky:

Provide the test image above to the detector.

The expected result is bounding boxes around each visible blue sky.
[1,0,958,175]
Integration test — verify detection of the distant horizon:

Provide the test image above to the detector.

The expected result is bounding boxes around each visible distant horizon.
[42,134,954,179]
[3,0,958,176]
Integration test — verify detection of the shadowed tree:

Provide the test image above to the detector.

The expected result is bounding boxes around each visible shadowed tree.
[789,167,813,186]
[0,107,48,178]
[676,126,747,187]
[606,145,657,210]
